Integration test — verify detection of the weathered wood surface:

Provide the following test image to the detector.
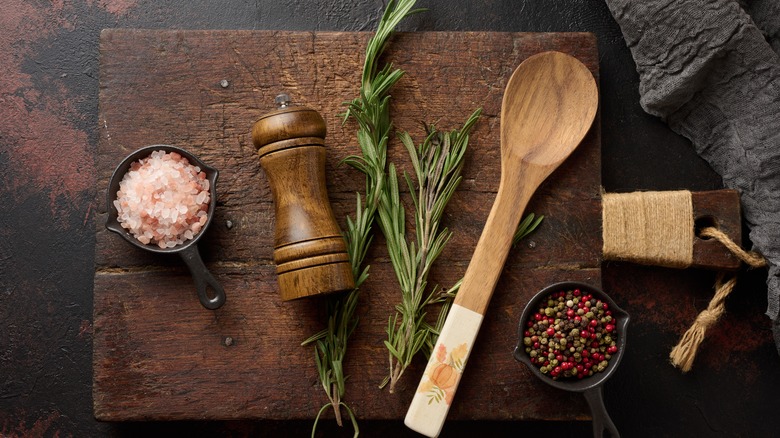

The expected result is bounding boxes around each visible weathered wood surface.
[94,30,601,421]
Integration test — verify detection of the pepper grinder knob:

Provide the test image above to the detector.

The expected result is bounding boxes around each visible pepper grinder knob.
[251,95,354,300]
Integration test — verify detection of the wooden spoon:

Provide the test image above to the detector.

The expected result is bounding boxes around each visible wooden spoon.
[404,51,599,437]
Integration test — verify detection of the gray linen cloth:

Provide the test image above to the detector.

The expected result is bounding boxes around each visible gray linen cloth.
[604,0,780,352]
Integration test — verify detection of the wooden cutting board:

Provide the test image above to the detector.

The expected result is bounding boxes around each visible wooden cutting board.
[94,29,601,421]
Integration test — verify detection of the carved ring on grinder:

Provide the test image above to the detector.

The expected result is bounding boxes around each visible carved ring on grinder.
[251,94,354,301]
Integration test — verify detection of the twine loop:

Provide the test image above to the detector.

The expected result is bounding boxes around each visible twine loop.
[698,227,768,268]
[669,227,766,372]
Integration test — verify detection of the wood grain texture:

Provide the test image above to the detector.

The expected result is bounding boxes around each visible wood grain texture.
[94,30,601,421]
[251,105,353,300]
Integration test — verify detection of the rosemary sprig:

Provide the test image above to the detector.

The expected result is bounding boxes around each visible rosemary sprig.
[300,1,419,436]
[378,109,481,392]
[377,123,544,391]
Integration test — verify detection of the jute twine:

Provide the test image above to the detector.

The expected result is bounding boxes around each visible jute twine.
[669,226,767,372]
[602,191,694,269]
[602,190,767,372]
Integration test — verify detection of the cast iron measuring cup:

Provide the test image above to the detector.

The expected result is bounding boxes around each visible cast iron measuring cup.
[514,281,629,437]
[105,145,226,310]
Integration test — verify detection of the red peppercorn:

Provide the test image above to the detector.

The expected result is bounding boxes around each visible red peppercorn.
[526,321,534,327]
[606,324,615,332]
[546,327,555,336]
[534,313,543,321]
[524,330,530,337]
[533,342,540,349]
[567,309,575,318]
[602,303,609,311]
[608,346,618,354]
[574,316,581,323]
[581,350,589,358]
[589,319,598,327]
[573,289,580,296]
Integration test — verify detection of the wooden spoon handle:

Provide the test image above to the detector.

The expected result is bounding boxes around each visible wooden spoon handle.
[405,177,537,437]
[404,303,482,437]
[454,175,538,314]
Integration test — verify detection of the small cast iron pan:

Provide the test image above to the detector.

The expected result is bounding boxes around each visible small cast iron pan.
[106,145,225,310]
[514,281,629,437]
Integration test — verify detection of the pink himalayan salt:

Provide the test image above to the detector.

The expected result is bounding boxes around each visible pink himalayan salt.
[114,150,210,249]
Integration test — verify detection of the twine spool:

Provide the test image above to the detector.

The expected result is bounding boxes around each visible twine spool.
[602,190,694,268]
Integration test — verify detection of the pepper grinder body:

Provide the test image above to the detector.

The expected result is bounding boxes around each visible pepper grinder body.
[252,99,354,300]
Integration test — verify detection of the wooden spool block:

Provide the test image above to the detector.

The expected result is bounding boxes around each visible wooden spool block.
[691,190,742,271]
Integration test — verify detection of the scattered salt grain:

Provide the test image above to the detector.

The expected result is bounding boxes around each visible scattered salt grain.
[115,150,211,249]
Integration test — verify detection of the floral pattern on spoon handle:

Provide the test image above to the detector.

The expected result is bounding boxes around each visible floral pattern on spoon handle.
[405,304,483,437]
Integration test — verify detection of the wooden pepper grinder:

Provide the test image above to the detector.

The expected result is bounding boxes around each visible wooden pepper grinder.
[251,94,354,300]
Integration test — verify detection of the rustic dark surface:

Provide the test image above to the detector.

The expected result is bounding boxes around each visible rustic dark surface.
[94,30,601,421]
[1,0,779,437]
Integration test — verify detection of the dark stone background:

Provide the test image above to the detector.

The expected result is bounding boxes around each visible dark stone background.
[1,0,777,436]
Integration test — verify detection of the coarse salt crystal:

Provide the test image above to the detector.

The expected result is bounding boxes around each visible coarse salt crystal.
[115,150,211,248]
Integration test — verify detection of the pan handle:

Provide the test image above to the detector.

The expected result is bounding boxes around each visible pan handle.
[179,245,226,310]
[583,386,619,438]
